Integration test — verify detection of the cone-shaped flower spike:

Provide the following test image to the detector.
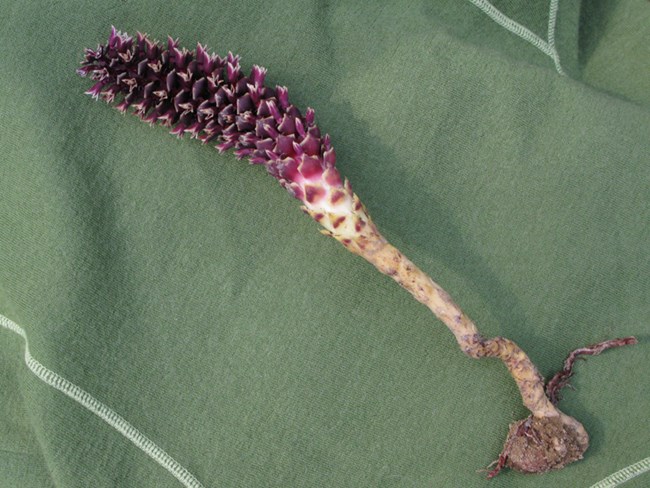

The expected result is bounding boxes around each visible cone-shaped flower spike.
[78,27,368,243]
[78,27,637,477]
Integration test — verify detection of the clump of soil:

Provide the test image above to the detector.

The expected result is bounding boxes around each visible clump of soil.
[488,414,589,477]
[487,337,637,478]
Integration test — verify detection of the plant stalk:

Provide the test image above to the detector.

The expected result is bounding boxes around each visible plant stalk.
[338,226,558,418]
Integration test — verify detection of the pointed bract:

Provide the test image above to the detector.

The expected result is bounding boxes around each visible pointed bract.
[79,28,375,238]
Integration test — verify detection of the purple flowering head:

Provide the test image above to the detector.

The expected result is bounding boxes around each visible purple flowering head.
[78,27,360,227]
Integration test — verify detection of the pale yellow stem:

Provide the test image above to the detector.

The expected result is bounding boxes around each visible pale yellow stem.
[335,221,558,418]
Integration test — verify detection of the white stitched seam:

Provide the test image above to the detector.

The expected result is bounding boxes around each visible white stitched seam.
[0,313,205,488]
[546,0,565,75]
[467,0,565,75]
[589,457,650,488]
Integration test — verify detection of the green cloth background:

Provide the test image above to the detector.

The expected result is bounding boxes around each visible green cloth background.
[1,1,648,486]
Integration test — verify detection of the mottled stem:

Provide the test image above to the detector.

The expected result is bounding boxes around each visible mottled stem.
[338,227,558,418]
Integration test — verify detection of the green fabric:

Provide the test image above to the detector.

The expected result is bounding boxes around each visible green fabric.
[1,1,648,487]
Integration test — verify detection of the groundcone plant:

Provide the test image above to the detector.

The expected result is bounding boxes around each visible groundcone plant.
[78,28,637,477]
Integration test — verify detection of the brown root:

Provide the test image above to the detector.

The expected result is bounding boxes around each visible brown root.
[545,337,638,404]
